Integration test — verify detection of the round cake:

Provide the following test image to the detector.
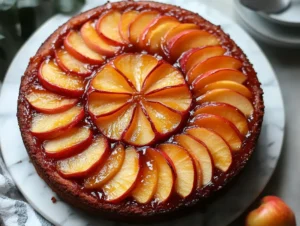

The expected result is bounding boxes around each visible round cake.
[17,0,264,220]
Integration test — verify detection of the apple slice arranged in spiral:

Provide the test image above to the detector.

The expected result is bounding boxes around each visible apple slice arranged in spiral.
[186,127,232,172]
[84,143,125,189]
[188,56,243,83]
[31,106,84,139]
[179,46,226,73]
[192,114,243,151]
[194,103,249,136]
[102,146,140,203]
[64,30,104,64]
[96,10,125,45]
[38,60,85,97]
[44,127,93,159]
[175,134,213,186]
[119,10,139,43]
[56,136,109,178]
[26,89,78,114]
[163,23,198,45]
[159,143,195,198]
[55,49,91,77]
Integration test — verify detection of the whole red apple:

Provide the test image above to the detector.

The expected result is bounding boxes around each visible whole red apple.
[246,196,296,226]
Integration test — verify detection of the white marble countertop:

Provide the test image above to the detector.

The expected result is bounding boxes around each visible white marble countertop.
[202,0,300,224]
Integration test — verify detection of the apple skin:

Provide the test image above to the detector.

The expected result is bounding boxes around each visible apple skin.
[246,196,296,226]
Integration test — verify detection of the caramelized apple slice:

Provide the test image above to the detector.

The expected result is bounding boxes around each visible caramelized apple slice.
[129,11,160,45]
[175,134,213,186]
[31,106,84,139]
[123,105,155,146]
[186,127,232,172]
[140,16,179,54]
[163,23,198,44]
[198,81,252,98]
[57,136,109,178]
[143,63,185,94]
[96,103,136,140]
[194,103,249,136]
[159,144,195,198]
[179,46,226,73]
[102,146,140,203]
[167,30,220,60]
[143,101,182,136]
[38,60,85,97]
[192,114,242,151]
[192,68,247,91]
[44,127,92,158]
[197,89,254,117]
[147,148,174,203]
[119,10,139,43]
[145,85,192,112]
[84,143,125,189]
[26,89,77,114]
[88,92,131,117]
[91,65,134,94]
[96,10,124,45]
[55,49,91,76]
[188,56,243,83]
[132,154,158,204]
[113,54,159,91]
[64,30,104,64]
[81,21,120,56]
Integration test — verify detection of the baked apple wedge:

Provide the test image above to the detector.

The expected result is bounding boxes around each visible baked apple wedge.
[187,56,243,83]
[56,136,109,178]
[31,106,84,139]
[186,127,232,172]
[38,60,85,97]
[175,134,213,186]
[159,144,195,198]
[26,89,78,114]
[118,10,139,43]
[102,146,140,203]
[197,89,254,117]
[194,103,249,136]
[179,46,226,73]
[192,114,242,151]
[84,143,125,189]
[64,30,104,64]
[132,153,158,204]
[163,23,198,45]
[44,127,93,158]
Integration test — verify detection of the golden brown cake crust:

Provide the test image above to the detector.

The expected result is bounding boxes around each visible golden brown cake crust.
[17,1,264,220]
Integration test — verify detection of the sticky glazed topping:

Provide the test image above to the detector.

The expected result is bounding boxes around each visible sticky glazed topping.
[19,2,262,213]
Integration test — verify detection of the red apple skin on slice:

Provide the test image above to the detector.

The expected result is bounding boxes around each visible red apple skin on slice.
[55,49,91,77]
[192,68,247,91]
[81,21,120,57]
[159,144,195,198]
[38,60,85,97]
[192,114,243,151]
[64,30,104,64]
[26,89,78,114]
[31,106,84,139]
[197,89,254,117]
[175,134,213,186]
[119,10,139,43]
[166,29,220,61]
[96,10,124,45]
[132,153,158,204]
[129,11,160,46]
[186,127,232,172]
[194,103,249,136]
[147,148,174,203]
[84,143,125,189]
[44,127,93,159]
[57,136,109,178]
[102,146,140,203]
[179,46,226,73]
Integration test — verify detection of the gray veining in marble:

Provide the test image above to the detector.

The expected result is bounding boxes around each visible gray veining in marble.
[0,0,285,225]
